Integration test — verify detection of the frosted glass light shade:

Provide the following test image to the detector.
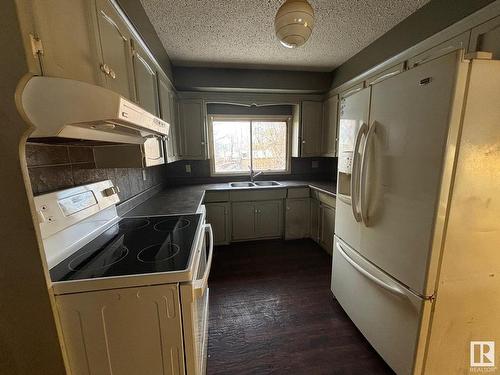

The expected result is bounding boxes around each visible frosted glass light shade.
[274,0,315,48]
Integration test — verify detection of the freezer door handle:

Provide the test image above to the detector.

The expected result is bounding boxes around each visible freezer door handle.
[336,241,407,298]
[351,123,368,222]
[193,224,214,298]
[359,121,377,226]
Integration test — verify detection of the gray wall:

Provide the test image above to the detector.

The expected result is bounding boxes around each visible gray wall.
[331,0,497,88]
[174,66,332,93]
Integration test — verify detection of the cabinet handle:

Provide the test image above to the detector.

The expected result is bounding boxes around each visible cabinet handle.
[99,10,127,42]
[109,69,116,79]
[201,141,205,145]
[302,140,306,144]
[100,63,110,75]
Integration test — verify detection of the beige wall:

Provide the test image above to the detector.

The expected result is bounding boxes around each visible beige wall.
[0,1,67,374]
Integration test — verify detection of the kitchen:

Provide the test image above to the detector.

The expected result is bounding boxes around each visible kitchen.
[1,1,500,374]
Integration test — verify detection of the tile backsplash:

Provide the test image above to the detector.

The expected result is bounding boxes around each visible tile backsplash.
[163,157,337,185]
[25,143,167,201]
[25,143,337,200]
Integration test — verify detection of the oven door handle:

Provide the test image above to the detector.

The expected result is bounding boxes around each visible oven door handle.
[193,224,214,298]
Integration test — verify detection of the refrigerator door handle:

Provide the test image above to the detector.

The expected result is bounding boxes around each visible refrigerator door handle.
[336,241,408,299]
[359,121,377,226]
[351,123,368,222]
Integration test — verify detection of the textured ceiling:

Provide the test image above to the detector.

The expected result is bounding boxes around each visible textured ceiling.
[140,0,430,71]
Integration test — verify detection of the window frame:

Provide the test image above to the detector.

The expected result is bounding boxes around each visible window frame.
[208,114,292,177]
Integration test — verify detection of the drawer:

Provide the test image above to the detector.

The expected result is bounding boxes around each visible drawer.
[287,187,310,198]
[317,191,336,208]
[229,189,286,202]
[204,190,229,203]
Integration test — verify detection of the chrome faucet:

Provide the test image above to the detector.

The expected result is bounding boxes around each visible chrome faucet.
[250,169,263,182]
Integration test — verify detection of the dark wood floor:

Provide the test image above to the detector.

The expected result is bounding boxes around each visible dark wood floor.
[206,239,394,375]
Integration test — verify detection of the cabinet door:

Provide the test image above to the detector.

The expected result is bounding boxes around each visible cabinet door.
[255,200,283,238]
[26,0,103,84]
[178,99,206,159]
[232,202,256,240]
[95,0,134,99]
[132,41,158,115]
[56,284,185,375]
[469,15,500,59]
[285,198,310,239]
[158,74,177,162]
[310,198,320,243]
[206,202,230,245]
[320,204,335,254]
[301,101,323,157]
[322,95,338,156]
[169,92,180,158]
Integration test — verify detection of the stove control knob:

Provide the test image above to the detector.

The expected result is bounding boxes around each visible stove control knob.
[102,186,120,197]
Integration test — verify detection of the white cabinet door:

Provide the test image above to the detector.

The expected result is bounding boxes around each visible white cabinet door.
[255,200,283,238]
[24,0,103,85]
[132,41,158,115]
[178,99,207,159]
[300,101,323,157]
[231,202,256,240]
[158,74,178,162]
[56,284,185,375]
[206,202,230,245]
[320,204,335,254]
[95,0,134,99]
[285,198,310,239]
[359,51,466,295]
[310,198,320,243]
[322,95,338,156]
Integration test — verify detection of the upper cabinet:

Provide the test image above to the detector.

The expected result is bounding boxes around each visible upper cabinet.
[17,0,104,85]
[469,15,500,59]
[158,72,179,163]
[322,95,338,157]
[131,40,158,115]
[178,99,207,160]
[95,0,134,99]
[291,101,323,157]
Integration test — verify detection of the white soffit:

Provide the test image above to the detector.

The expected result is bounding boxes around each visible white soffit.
[140,0,430,71]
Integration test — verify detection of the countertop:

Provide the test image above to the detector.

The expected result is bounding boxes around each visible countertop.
[125,180,336,217]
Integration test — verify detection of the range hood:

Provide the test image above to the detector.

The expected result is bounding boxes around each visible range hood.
[20,77,169,144]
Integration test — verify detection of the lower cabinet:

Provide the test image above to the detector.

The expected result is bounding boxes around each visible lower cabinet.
[319,203,336,255]
[310,198,320,243]
[205,202,230,245]
[285,198,310,239]
[232,200,283,241]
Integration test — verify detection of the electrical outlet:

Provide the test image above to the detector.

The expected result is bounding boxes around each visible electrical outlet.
[312,160,319,168]
[185,164,191,173]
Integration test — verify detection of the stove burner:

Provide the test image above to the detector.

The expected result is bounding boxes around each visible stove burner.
[153,218,190,232]
[68,246,129,272]
[119,218,150,231]
[137,243,180,263]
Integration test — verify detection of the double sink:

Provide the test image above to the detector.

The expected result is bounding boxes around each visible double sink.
[229,181,282,188]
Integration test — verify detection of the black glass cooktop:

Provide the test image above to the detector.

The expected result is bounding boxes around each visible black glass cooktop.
[50,214,202,282]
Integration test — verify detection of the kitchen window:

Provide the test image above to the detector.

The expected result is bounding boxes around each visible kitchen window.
[209,116,290,175]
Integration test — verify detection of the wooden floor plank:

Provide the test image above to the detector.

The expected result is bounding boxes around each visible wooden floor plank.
[207,239,394,375]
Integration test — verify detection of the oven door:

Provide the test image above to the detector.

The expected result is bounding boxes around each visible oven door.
[180,223,214,375]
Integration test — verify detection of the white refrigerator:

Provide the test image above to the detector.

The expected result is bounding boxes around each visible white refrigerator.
[332,50,500,374]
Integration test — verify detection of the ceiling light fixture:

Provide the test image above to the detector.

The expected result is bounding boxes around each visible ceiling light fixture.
[274,0,315,49]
